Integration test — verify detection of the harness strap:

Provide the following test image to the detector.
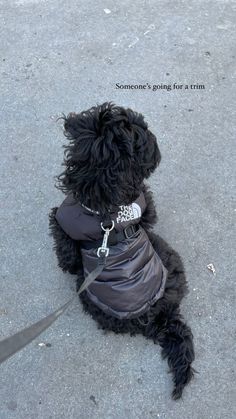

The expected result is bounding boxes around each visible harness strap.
[81,224,140,250]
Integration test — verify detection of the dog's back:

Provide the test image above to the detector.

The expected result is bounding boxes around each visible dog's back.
[55,190,167,320]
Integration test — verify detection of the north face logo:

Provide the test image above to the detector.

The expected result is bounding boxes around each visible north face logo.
[116,203,142,223]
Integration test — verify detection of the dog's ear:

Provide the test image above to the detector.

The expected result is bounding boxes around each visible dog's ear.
[63,112,87,139]
[126,108,161,178]
[137,129,161,178]
[146,129,162,170]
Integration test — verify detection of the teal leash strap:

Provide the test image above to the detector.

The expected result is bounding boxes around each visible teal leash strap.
[0,255,106,365]
[0,221,114,365]
[0,297,75,365]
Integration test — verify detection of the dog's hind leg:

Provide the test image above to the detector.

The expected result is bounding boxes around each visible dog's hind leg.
[144,305,195,399]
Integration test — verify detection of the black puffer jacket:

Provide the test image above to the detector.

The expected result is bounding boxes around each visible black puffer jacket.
[55,192,167,320]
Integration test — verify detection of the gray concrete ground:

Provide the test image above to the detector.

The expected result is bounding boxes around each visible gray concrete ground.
[0,0,235,418]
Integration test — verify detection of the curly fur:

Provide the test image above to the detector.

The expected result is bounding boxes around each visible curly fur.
[49,102,195,400]
[55,102,161,215]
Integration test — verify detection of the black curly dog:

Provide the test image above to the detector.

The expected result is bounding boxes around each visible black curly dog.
[49,102,195,399]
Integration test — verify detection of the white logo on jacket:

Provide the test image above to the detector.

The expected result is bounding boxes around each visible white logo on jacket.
[116,203,141,223]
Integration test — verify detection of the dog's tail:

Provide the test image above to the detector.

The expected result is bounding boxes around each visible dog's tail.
[144,305,195,400]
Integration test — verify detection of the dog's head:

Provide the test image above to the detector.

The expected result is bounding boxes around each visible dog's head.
[56,102,161,214]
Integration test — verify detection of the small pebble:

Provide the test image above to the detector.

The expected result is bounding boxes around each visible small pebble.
[207,263,216,275]
[0,308,7,315]
[38,342,51,347]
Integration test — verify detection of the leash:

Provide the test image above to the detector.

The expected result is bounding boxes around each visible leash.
[0,221,114,365]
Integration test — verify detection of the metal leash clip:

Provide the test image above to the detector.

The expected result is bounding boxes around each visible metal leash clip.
[97,221,115,257]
